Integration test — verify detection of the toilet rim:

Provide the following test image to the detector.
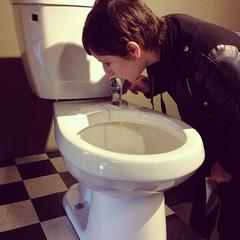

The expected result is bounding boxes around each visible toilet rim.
[54,101,205,181]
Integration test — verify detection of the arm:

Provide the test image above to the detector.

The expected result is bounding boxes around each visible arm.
[202,45,240,178]
[127,75,151,94]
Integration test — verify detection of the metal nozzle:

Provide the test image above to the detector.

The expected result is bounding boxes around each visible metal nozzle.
[110,76,123,105]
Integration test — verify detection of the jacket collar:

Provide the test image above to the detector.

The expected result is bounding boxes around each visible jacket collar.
[146,17,180,93]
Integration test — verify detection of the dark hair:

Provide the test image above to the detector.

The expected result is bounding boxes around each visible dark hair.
[82,0,167,56]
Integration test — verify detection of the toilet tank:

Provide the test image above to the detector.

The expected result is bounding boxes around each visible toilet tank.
[11,0,111,100]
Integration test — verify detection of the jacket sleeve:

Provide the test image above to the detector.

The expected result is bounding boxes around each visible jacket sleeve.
[202,44,240,176]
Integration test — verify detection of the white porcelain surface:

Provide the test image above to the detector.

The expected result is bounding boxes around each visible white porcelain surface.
[63,183,166,240]
[11,2,110,99]
[54,100,204,196]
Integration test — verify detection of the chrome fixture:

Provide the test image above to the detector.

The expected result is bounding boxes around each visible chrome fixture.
[110,76,123,105]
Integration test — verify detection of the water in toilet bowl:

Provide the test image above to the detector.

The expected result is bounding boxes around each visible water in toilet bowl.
[78,121,183,155]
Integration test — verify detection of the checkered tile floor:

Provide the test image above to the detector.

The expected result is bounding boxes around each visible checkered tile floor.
[0,152,202,240]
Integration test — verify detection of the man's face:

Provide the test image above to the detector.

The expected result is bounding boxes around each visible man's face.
[92,53,145,83]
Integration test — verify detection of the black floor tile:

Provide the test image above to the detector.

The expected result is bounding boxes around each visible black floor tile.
[47,151,61,158]
[0,224,47,240]
[17,160,57,180]
[0,181,29,206]
[165,179,195,206]
[166,214,202,240]
[0,158,15,168]
[31,192,66,222]
[59,171,78,188]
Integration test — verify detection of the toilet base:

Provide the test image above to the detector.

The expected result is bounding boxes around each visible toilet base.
[63,183,166,240]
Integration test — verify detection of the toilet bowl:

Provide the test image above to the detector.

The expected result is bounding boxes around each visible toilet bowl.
[54,99,204,240]
[10,1,205,239]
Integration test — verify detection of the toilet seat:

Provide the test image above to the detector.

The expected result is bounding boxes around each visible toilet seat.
[54,100,204,183]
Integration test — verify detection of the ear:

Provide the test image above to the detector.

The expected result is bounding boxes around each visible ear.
[126,41,142,58]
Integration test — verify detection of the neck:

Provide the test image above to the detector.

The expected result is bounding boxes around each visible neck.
[144,48,161,67]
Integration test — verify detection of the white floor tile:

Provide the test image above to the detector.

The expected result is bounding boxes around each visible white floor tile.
[0,166,22,185]
[24,174,67,199]
[0,200,39,232]
[15,153,49,165]
[41,216,79,240]
[165,205,174,216]
[50,157,67,173]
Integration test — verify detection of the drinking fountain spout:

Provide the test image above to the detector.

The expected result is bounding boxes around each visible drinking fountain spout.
[110,76,123,105]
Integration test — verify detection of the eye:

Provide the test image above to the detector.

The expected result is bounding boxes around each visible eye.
[103,62,111,67]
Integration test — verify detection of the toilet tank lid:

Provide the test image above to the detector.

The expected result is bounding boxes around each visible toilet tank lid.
[10,0,95,7]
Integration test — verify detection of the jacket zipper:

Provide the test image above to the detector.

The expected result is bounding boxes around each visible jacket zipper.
[186,78,192,96]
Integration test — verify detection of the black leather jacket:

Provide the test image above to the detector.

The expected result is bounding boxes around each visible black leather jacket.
[146,14,240,176]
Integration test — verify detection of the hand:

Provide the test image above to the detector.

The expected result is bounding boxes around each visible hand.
[128,75,151,95]
[209,161,232,184]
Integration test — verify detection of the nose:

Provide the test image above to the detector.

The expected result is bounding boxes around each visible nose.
[103,64,114,75]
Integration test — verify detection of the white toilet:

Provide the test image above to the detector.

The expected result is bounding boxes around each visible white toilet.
[11,1,205,240]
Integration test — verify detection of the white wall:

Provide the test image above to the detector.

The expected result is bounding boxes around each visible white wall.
[0,1,20,57]
[147,0,240,31]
